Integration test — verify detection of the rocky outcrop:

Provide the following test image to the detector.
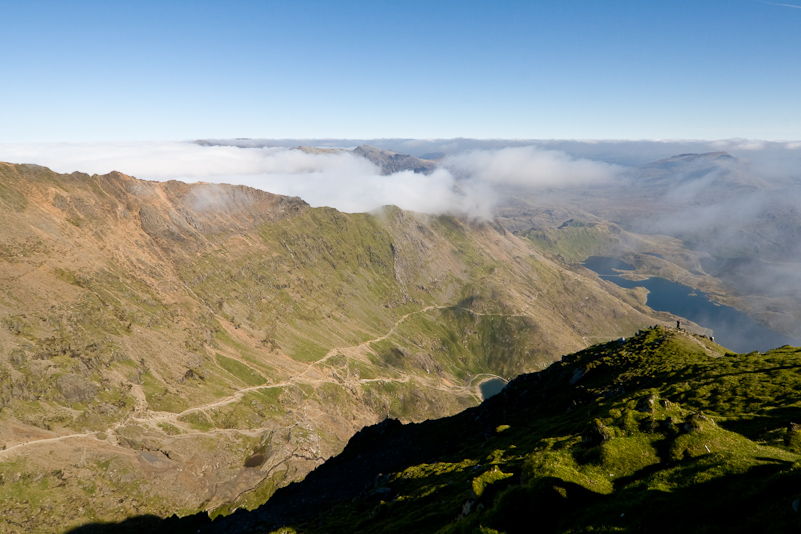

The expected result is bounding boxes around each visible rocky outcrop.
[56,373,98,403]
[352,145,437,175]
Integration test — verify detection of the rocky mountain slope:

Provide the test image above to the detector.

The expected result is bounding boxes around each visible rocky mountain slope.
[0,162,663,533]
[85,327,801,534]
[352,145,437,175]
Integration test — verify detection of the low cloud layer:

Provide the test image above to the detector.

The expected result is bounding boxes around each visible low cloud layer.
[443,146,621,187]
[0,141,620,219]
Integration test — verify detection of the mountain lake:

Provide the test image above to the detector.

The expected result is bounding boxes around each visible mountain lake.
[583,256,800,353]
[479,378,507,400]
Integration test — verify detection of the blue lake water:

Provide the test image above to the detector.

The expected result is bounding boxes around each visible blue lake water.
[583,256,800,353]
[480,378,507,400]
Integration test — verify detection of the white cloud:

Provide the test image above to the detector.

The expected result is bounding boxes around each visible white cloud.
[0,141,497,218]
[708,139,766,151]
[755,0,801,9]
[0,141,374,179]
[443,146,622,187]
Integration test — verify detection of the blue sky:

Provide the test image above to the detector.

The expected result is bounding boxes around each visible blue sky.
[2,0,800,141]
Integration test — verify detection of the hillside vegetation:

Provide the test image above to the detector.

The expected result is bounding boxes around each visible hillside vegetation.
[125,327,801,534]
[0,162,658,532]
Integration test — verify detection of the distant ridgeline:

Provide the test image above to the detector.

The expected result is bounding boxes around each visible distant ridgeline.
[70,327,801,534]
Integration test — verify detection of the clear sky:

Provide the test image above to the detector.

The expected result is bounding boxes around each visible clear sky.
[2,0,800,142]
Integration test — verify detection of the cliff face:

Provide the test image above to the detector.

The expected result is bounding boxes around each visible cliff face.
[0,162,656,533]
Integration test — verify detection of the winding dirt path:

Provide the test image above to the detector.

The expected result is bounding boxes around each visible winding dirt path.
[0,432,98,455]
[0,304,521,458]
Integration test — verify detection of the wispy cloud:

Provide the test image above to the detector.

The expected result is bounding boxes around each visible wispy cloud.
[709,139,766,151]
[754,0,801,9]
[443,146,622,187]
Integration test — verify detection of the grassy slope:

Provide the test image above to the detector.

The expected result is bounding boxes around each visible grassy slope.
[183,327,801,534]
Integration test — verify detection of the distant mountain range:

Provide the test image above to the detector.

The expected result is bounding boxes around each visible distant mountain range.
[352,145,437,175]
[198,140,438,175]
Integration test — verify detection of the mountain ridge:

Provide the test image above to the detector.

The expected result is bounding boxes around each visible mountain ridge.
[352,145,437,175]
[0,162,660,532]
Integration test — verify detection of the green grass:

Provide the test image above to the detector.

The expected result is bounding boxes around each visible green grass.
[203,388,288,429]
[157,422,183,435]
[175,411,213,431]
[212,469,289,517]
[215,353,268,386]
[140,371,190,413]
[518,221,617,262]
[472,466,513,498]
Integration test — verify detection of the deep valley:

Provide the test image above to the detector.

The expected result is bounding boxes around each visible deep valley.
[1,141,800,533]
